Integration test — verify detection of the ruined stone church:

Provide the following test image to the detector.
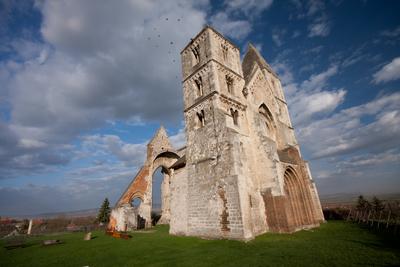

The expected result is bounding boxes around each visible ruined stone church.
[108,26,324,240]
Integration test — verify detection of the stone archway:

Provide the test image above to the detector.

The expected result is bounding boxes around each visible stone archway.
[108,127,180,231]
[283,167,313,229]
[149,163,172,226]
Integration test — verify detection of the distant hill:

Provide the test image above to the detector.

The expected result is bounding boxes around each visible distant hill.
[7,208,99,220]
[320,192,400,207]
[6,204,163,220]
[4,194,399,220]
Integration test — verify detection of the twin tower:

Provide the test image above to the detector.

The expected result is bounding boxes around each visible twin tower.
[181,26,323,239]
[110,26,324,240]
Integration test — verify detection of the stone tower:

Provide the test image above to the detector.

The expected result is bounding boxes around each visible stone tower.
[181,26,248,239]
[110,26,324,241]
[180,26,324,240]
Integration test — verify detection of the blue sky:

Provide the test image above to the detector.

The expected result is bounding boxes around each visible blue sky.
[0,0,399,216]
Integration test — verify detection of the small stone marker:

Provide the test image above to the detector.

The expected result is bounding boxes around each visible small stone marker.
[27,219,33,235]
[84,232,92,241]
[43,240,61,246]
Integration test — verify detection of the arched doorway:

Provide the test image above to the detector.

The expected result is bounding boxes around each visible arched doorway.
[109,127,180,231]
[151,166,170,226]
[129,196,145,230]
[284,167,312,228]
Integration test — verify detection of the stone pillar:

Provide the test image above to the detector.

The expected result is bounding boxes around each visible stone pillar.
[27,219,33,235]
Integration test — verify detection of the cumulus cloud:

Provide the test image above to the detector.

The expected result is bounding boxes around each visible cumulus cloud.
[300,65,338,91]
[298,93,400,159]
[169,127,187,149]
[0,0,207,177]
[268,47,399,194]
[372,57,400,84]
[81,134,147,167]
[291,89,346,124]
[273,63,345,126]
[293,92,400,194]
[210,12,252,40]
[210,0,273,40]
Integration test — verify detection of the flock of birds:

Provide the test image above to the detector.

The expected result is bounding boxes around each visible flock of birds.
[144,17,186,80]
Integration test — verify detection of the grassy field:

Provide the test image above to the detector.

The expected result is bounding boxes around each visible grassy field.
[1,221,399,267]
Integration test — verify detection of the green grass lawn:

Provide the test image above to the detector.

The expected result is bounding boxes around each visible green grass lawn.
[1,221,399,267]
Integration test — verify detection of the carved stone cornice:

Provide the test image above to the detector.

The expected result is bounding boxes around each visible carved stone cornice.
[219,94,247,111]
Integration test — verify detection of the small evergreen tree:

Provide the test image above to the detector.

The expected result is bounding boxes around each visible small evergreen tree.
[371,196,384,213]
[97,198,111,224]
[356,195,369,211]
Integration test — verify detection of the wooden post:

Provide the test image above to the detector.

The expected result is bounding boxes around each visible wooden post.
[370,211,375,226]
[367,210,371,225]
[377,210,383,229]
[386,211,391,229]
[346,209,352,221]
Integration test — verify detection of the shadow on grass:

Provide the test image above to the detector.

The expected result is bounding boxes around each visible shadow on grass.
[4,243,36,250]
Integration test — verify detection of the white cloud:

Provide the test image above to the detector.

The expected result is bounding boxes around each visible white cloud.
[210,12,252,40]
[303,45,323,55]
[210,0,273,40]
[0,0,207,176]
[372,57,400,84]
[81,134,146,166]
[291,89,346,124]
[338,149,400,169]
[306,0,325,16]
[380,26,400,38]
[273,64,344,126]
[271,62,293,85]
[253,43,263,53]
[298,93,400,159]
[290,0,331,38]
[169,128,186,149]
[300,65,338,91]
[294,92,400,194]
[308,17,331,37]
[272,28,287,46]
[225,0,273,17]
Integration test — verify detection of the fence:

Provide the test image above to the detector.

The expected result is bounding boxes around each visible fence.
[345,208,400,236]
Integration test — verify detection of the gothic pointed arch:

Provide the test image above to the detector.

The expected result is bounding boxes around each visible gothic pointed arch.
[108,127,182,231]
[259,103,275,133]
[283,166,313,228]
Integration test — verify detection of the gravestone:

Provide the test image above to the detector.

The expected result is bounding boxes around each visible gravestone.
[84,232,92,241]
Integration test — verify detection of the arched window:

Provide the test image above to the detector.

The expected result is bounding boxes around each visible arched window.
[130,197,142,208]
[226,75,234,94]
[196,110,205,128]
[191,44,200,64]
[259,103,274,131]
[221,43,228,60]
[194,76,203,97]
[230,108,239,126]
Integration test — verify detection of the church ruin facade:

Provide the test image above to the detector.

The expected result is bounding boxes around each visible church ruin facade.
[108,26,324,240]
